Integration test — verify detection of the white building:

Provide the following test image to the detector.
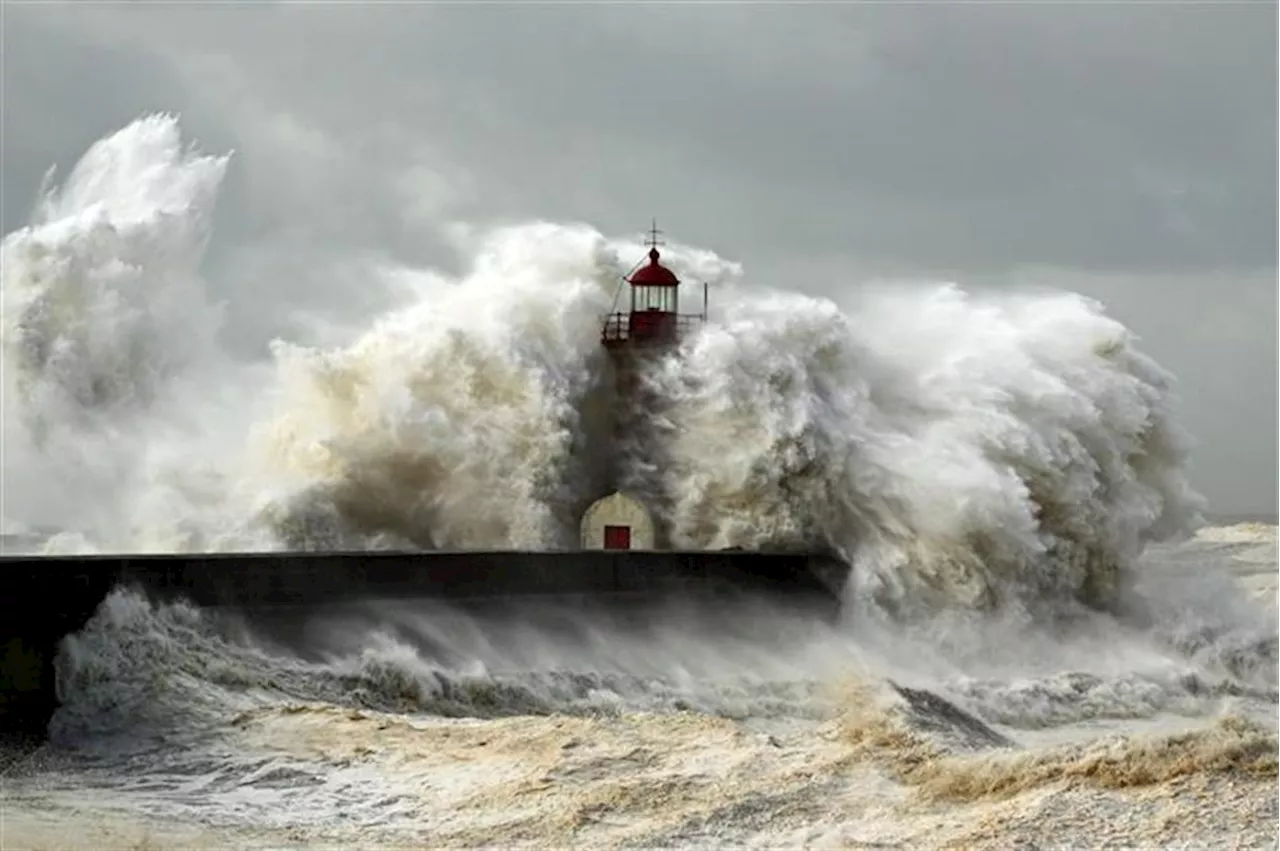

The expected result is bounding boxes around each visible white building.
[579,491,656,550]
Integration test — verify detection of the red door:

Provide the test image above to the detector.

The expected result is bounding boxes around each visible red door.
[603,525,631,550]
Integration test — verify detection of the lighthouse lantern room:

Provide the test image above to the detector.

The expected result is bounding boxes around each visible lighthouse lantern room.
[600,220,707,350]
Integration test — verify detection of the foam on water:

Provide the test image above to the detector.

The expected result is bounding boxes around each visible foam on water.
[1,116,1274,850]
[9,542,1272,849]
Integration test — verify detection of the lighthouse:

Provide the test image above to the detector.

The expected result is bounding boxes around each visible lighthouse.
[580,222,707,551]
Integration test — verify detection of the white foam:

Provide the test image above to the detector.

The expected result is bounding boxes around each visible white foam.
[1,115,1204,620]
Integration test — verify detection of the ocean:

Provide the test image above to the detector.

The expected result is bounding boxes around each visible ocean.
[1,115,1275,850]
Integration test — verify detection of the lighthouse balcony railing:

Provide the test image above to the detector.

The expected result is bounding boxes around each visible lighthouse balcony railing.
[600,312,705,344]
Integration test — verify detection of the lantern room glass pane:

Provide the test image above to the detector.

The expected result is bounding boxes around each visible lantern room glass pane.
[633,285,678,313]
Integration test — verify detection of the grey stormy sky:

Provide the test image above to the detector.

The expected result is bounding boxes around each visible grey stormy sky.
[2,3,1276,515]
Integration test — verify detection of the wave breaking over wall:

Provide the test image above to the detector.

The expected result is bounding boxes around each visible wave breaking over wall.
[1,115,1204,618]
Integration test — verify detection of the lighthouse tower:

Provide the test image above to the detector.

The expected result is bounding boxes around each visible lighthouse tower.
[580,222,707,551]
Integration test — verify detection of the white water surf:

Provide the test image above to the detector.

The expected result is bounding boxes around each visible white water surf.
[1,116,1273,851]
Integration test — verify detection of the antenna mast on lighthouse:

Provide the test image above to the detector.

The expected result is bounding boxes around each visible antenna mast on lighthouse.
[645,218,664,251]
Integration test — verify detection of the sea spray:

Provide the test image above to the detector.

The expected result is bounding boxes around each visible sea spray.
[650,283,1204,618]
[1,114,1203,619]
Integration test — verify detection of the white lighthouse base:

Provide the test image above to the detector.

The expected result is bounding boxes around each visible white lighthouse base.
[579,491,656,550]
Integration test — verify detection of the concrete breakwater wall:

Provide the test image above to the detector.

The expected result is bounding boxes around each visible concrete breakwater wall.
[0,549,846,741]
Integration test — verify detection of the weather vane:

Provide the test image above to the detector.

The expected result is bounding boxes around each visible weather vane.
[644,218,665,249]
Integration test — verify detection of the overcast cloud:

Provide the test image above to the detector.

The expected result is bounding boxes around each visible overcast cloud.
[3,3,1275,515]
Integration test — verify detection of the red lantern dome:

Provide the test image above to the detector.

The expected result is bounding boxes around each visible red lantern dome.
[628,247,681,287]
